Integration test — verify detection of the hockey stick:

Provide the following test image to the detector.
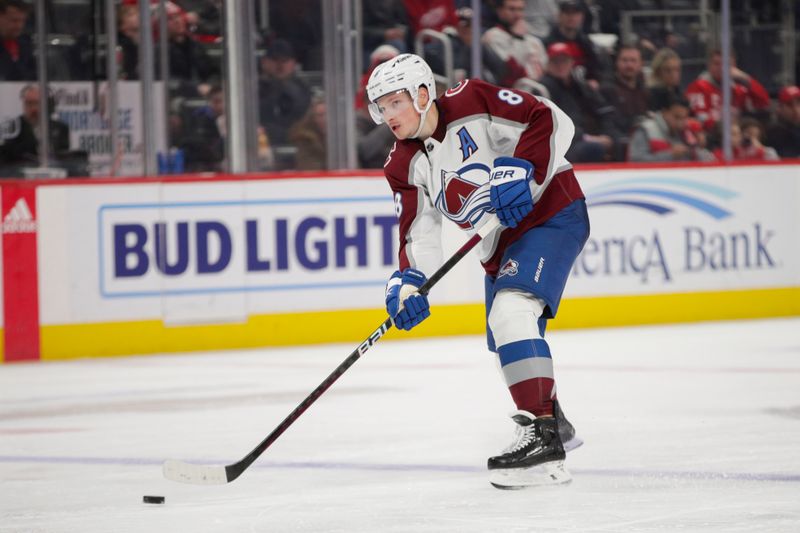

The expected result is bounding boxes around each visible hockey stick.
[163,216,501,485]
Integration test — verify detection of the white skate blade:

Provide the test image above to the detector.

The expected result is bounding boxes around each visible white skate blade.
[563,435,584,453]
[489,460,572,490]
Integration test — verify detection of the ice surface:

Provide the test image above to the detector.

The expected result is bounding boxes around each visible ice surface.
[1,318,799,532]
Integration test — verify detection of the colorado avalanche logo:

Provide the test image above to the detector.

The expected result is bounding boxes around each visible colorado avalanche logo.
[498,259,519,278]
[434,162,492,229]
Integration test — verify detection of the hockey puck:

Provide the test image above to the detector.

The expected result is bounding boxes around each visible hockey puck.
[143,495,165,504]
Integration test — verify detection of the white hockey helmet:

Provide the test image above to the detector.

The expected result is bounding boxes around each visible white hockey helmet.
[366,53,436,126]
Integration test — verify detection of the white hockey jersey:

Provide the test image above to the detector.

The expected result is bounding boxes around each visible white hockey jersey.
[383,78,585,277]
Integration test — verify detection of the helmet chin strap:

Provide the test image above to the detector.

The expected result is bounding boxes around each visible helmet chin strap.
[410,98,432,139]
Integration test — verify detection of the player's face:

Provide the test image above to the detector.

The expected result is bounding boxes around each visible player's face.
[376,91,419,140]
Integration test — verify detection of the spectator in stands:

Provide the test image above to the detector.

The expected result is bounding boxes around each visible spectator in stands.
[156,2,218,92]
[765,85,800,159]
[647,47,682,109]
[178,84,225,172]
[685,117,713,159]
[739,117,779,160]
[482,0,548,87]
[540,42,619,162]
[117,5,140,80]
[356,44,400,112]
[425,6,473,82]
[402,0,458,36]
[544,0,601,87]
[600,44,649,158]
[258,38,312,148]
[357,108,395,169]
[356,46,399,168]
[525,0,559,39]
[256,126,275,171]
[628,89,713,163]
[0,0,35,81]
[289,94,327,170]
[711,118,779,162]
[685,49,770,132]
[167,96,185,157]
[0,84,71,173]
[178,0,222,41]
[268,0,324,70]
[362,0,409,65]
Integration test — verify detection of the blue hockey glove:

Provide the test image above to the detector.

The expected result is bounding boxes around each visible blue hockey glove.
[385,268,431,331]
[489,156,534,228]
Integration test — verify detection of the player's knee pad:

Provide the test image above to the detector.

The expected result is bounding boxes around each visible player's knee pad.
[487,289,546,348]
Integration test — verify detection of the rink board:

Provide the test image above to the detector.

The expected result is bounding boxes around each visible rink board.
[1,162,799,362]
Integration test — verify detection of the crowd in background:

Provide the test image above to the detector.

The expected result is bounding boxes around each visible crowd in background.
[0,0,798,177]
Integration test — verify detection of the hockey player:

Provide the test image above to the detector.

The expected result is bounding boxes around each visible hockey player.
[367,54,589,489]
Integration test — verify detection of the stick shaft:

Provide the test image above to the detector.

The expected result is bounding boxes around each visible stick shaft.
[177,217,500,484]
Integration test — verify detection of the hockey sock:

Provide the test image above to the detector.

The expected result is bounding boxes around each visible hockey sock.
[488,290,558,417]
[497,338,555,417]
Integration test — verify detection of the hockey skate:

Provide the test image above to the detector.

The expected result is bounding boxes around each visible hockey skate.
[488,411,572,489]
[554,400,583,452]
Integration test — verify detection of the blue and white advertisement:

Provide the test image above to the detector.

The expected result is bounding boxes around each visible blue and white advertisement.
[38,177,400,324]
[572,166,799,295]
[34,164,800,327]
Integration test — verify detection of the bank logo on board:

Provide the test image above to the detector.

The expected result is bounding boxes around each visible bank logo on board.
[585,177,736,219]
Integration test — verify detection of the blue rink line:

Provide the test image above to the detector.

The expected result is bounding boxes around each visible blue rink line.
[1,455,799,483]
